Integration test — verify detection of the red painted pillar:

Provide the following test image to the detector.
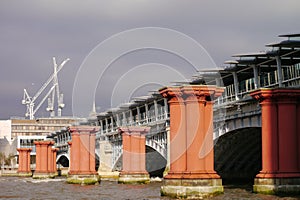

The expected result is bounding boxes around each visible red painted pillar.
[160,85,224,199]
[68,126,99,175]
[80,133,90,173]
[160,87,186,178]
[118,127,150,184]
[251,88,300,194]
[34,141,56,178]
[298,103,300,170]
[68,133,80,174]
[67,126,100,185]
[89,133,96,173]
[51,148,58,173]
[181,86,223,178]
[17,148,32,174]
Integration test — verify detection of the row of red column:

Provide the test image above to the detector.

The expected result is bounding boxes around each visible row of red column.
[17,141,58,176]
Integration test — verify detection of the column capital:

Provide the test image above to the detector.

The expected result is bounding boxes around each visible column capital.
[159,86,183,103]
[118,126,150,135]
[68,125,100,134]
[34,140,54,146]
[250,88,300,104]
[17,148,32,152]
[181,85,224,101]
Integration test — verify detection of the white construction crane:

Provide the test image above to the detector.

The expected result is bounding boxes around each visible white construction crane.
[22,57,70,119]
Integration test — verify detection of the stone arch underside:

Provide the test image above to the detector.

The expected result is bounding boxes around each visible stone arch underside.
[112,146,167,177]
[56,154,69,167]
[214,127,262,183]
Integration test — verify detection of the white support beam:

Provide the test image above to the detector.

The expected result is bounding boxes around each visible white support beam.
[232,72,240,100]
[276,56,283,87]
[252,65,260,89]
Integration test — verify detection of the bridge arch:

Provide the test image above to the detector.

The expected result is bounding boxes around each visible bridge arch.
[214,127,262,183]
[146,145,167,177]
[111,145,167,177]
[56,153,69,167]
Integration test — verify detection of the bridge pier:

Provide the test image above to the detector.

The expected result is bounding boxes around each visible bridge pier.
[251,88,300,195]
[118,127,150,184]
[98,139,120,180]
[33,141,58,178]
[17,148,32,176]
[67,126,99,185]
[160,85,224,199]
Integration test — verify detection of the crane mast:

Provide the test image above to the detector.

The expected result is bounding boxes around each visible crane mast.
[22,57,70,119]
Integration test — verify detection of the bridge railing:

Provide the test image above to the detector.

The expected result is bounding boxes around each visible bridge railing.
[217,64,300,105]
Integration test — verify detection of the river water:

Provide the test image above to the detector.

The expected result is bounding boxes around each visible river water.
[0,177,299,200]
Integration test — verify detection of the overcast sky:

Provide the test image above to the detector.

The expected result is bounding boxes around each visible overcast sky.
[0,0,299,119]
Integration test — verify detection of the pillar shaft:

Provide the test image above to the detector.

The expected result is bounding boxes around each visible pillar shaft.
[278,98,298,172]
[182,86,222,178]
[80,134,90,173]
[17,148,32,173]
[160,85,224,198]
[89,134,96,173]
[118,126,150,184]
[119,127,149,174]
[33,141,56,177]
[260,100,278,173]
[160,87,186,178]
[68,126,99,175]
[250,88,300,178]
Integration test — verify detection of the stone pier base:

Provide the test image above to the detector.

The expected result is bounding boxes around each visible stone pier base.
[17,171,32,177]
[33,172,57,179]
[161,178,223,199]
[253,177,300,195]
[118,172,150,184]
[98,171,120,181]
[67,174,100,185]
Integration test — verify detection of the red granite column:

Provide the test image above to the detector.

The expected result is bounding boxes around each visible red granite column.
[34,141,56,178]
[68,132,80,174]
[89,133,96,173]
[80,133,90,173]
[17,148,32,176]
[298,102,300,170]
[67,126,99,185]
[118,127,150,184]
[159,87,186,178]
[35,142,41,174]
[160,85,224,199]
[122,131,131,172]
[18,150,24,172]
[182,86,222,178]
[251,88,300,194]
[51,148,58,173]
[47,141,55,173]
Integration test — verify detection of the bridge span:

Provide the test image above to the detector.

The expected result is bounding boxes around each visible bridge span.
[45,33,300,197]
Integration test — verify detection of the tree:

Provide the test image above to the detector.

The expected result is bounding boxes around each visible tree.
[0,152,5,169]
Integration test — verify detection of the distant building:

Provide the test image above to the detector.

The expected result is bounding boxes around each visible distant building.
[0,120,12,143]
[11,117,84,139]
[0,117,84,166]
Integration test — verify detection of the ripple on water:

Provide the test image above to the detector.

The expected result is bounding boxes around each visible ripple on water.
[0,177,300,200]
